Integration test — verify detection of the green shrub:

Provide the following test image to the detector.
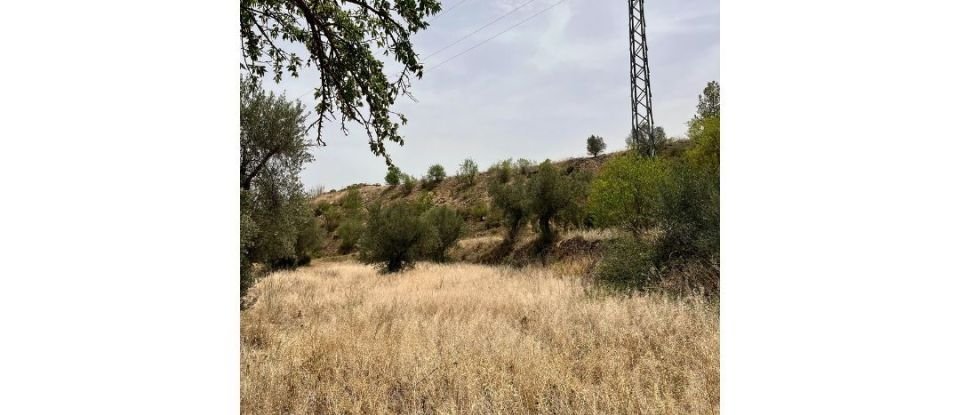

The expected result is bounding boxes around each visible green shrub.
[401,173,417,194]
[686,115,720,175]
[295,216,325,262]
[589,154,719,268]
[317,204,344,232]
[412,192,434,215]
[595,237,658,290]
[457,158,479,185]
[335,219,364,253]
[461,200,489,221]
[487,159,513,184]
[340,188,363,216]
[586,135,606,157]
[426,164,446,185]
[421,206,465,262]
[359,201,429,272]
[515,158,535,175]
[588,154,669,235]
[384,166,401,186]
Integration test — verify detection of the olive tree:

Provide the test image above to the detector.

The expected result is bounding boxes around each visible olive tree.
[526,160,577,247]
[359,201,429,272]
[240,78,315,296]
[421,206,465,262]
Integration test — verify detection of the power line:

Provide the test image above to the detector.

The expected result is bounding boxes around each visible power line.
[425,0,569,73]
[421,0,539,60]
[428,0,471,23]
[292,0,566,99]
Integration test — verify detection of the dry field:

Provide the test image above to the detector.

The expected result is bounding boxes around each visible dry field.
[241,262,719,414]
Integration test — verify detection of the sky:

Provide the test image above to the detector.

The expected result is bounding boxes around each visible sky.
[260,0,719,191]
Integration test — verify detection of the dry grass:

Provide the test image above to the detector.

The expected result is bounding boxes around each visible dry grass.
[241,262,719,414]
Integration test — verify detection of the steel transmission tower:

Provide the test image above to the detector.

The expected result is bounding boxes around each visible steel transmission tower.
[628,0,655,156]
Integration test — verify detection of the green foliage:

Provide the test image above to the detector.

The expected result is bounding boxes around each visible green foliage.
[526,160,578,246]
[487,159,513,184]
[595,237,657,290]
[335,219,364,253]
[421,206,465,262]
[359,201,429,273]
[460,200,489,221]
[294,217,326,263]
[515,159,535,175]
[340,188,363,216]
[557,170,593,230]
[426,164,446,185]
[240,78,316,293]
[457,158,479,185]
[315,202,344,232]
[588,155,668,234]
[384,166,401,186]
[626,124,667,156]
[589,155,719,286]
[686,116,720,175]
[488,175,529,243]
[400,173,417,194]
[240,0,442,166]
[695,81,720,120]
[586,135,606,157]
[412,192,435,215]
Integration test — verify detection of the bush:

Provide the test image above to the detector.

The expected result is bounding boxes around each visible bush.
[340,188,363,216]
[335,219,364,253]
[384,166,401,186]
[295,216,325,262]
[588,155,669,235]
[586,135,606,157]
[686,115,720,175]
[427,164,446,184]
[401,173,417,194]
[421,206,465,262]
[515,158,535,175]
[589,154,719,271]
[317,204,344,232]
[487,159,513,184]
[461,200,489,221]
[594,236,658,290]
[359,201,429,272]
[457,158,479,185]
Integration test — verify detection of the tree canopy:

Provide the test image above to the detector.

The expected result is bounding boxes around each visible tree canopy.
[587,135,606,157]
[240,77,312,191]
[240,0,442,166]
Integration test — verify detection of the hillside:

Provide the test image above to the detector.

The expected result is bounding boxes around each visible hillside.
[306,151,615,264]
[307,141,693,268]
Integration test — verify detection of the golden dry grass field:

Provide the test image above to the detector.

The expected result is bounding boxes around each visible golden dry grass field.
[241,262,719,414]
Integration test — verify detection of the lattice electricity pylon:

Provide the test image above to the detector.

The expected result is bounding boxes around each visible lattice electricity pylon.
[628,0,655,157]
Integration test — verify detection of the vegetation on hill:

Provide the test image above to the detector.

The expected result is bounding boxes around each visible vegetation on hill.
[247,81,721,297]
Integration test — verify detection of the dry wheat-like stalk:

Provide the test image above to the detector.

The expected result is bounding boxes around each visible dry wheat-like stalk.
[241,262,719,414]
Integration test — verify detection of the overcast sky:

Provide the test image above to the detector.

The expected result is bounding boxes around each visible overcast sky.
[261,0,719,190]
